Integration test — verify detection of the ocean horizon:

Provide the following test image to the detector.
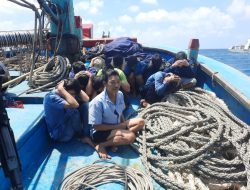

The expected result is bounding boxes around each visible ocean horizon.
[199,49,250,77]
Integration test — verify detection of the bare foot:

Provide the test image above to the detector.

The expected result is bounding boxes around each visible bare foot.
[95,144,111,159]
[140,99,150,108]
[111,146,118,152]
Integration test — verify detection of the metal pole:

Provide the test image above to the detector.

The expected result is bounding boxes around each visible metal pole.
[28,14,38,86]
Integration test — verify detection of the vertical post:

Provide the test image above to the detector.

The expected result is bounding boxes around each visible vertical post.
[188,39,199,62]
[28,14,38,86]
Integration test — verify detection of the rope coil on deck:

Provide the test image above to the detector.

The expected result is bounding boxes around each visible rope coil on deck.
[58,160,153,190]
[27,55,71,93]
[134,88,249,190]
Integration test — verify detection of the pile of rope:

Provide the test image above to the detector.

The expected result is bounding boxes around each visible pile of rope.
[1,52,47,73]
[134,88,249,190]
[58,160,153,190]
[27,55,71,93]
[2,55,29,72]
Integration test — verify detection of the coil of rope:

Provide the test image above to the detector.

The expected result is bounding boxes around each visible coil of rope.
[134,88,249,190]
[0,32,33,48]
[58,160,153,190]
[27,55,71,93]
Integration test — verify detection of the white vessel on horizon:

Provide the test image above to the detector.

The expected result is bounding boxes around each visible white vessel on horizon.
[229,38,250,52]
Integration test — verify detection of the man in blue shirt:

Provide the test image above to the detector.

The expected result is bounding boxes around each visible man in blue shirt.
[163,51,197,88]
[69,61,86,78]
[140,71,181,106]
[124,55,147,94]
[140,52,197,107]
[44,79,93,146]
[89,69,144,159]
[143,53,164,81]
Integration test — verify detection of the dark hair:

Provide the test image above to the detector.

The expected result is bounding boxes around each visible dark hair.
[92,75,104,91]
[103,69,119,82]
[175,51,187,60]
[126,56,137,68]
[72,61,86,74]
[63,78,81,95]
[112,55,123,68]
[150,53,162,69]
[76,74,89,90]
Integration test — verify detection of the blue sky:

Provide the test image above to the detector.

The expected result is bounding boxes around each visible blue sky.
[1,0,250,49]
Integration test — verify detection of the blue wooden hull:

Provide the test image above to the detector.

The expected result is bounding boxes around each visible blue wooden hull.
[1,46,250,190]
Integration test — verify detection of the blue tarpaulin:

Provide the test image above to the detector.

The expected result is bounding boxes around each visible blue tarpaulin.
[104,37,143,58]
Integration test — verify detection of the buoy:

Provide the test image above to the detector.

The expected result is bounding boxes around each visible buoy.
[188,39,199,62]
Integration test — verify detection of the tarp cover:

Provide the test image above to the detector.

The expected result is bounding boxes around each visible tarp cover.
[104,37,143,58]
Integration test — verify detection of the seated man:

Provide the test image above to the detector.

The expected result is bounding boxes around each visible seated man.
[74,70,93,98]
[69,61,86,78]
[124,55,147,94]
[163,51,197,89]
[89,69,144,159]
[91,75,105,99]
[140,71,181,106]
[111,55,124,70]
[89,56,105,75]
[97,67,130,93]
[44,78,93,146]
[143,53,164,82]
[76,71,105,100]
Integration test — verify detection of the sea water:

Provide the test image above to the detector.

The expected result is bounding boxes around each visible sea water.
[200,49,250,77]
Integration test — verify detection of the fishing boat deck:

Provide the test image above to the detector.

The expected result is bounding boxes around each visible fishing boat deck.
[1,49,250,189]
[1,81,163,190]
[23,140,145,190]
[7,104,44,147]
[6,81,47,100]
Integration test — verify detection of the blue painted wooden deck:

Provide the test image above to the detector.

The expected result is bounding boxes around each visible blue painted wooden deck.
[7,104,44,147]
[0,82,163,190]
[1,49,250,189]
[23,141,143,190]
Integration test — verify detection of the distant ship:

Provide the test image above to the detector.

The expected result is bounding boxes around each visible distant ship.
[229,38,250,52]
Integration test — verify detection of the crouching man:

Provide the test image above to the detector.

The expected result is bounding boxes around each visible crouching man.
[44,78,93,146]
[89,69,144,159]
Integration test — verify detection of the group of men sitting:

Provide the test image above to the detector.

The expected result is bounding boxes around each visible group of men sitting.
[43,51,197,159]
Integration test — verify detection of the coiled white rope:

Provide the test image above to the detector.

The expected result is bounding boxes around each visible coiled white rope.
[134,88,249,190]
[58,160,153,190]
[27,55,71,93]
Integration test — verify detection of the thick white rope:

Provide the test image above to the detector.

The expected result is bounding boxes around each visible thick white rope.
[27,55,71,93]
[58,160,153,190]
[134,88,249,189]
